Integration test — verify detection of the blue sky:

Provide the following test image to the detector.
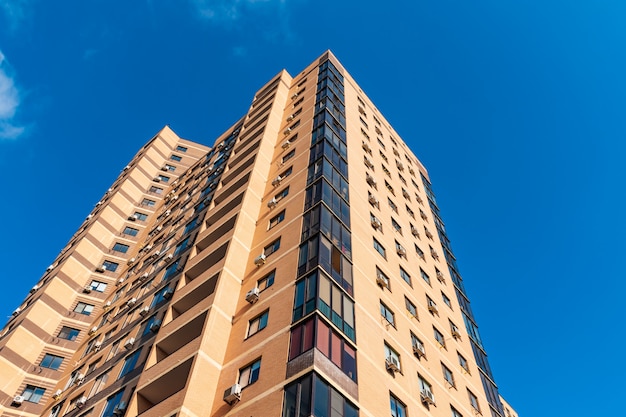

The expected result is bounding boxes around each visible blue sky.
[1,1,625,415]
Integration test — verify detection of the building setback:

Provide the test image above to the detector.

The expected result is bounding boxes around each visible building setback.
[0,51,517,417]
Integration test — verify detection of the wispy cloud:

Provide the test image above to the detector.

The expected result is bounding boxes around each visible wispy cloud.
[0,51,25,140]
[0,0,31,32]
[189,0,297,42]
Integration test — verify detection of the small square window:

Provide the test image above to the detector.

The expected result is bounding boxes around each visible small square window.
[133,212,148,221]
[442,292,452,308]
[22,385,45,403]
[88,280,107,292]
[257,270,275,291]
[468,389,481,413]
[420,268,431,285]
[399,267,411,286]
[102,260,119,272]
[238,358,261,388]
[442,363,455,387]
[373,238,386,259]
[282,149,296,163]
[264,238,281,256]
[74,302,94,316]
[123,227,139,236]
[58,326,80,341]
[170,154,182,161]
[458,352,470,374]
[269,210,286,229]
[434,327,446,348]
[380,301,395,327]
[112,243,129,253]
[149,186,163,194]
[405,297,418,318]
[247,311,269,337]
[176,145,188,152]
[390,394,407,417]
[40,354,64,370]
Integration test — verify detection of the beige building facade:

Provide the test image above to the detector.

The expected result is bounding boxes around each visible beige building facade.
[0,51,516,417]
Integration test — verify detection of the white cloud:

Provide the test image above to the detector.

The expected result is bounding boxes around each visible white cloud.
[190,0,284,23]
[0,51,25,140]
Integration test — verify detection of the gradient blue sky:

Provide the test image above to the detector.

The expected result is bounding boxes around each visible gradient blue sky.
[1,1,625,415]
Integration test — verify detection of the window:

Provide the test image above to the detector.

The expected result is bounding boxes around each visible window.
[379,150,388,162]
[415,244,425,260]
[58,326,80,341]
[264,238,281,256]
[406,205,415,219]
[411,332,426,357]
[141,198,156,207]
[158,175,170,183]
[434,327,446,348]
[238,358,261,388]
[102,260,119,272]
[165,164,176,171]
[275,186,290,201]
[458,352,470,374]
[40,354,63,370]
[142,315,159,337]
[391,218,402,234]
[74,302,94,315]
[183,217,199,235]
[420,268,431,285]
[390,394,407,417]
[442,292,452,308]
[385,343,401,371]
[123,227,139,236]
[425,227,433,240]
[22,385,45,403]
[163,259,181,281]
[399,267,411,285]
[373,238,386,259]
[119,349,142,379]
[257,270,275,291]
[133,212,148,221]
[395,241,406,258]
[377,137,386,150]
[269,210,286,229]
[388,198,398,213]
[430,245,439,260]
[385,180,395,195]
[282,149,296,163]
[283,373,358,417]
[176,145,188,152]
[418,375,435,403]
[112,243,129,253]
[468,389,481,413]
[405,297,418,319]
[174,237,190,255]
[170,154,182,161]
[87,280,107,292]
[380,301,395,327]
[278,166,293,181]
[442,363,455,387]
[451,406,464,417]
[450,321,461,340]
[420,209,428,221]
[102,390,125,417]
[376,266,390,289]
[248,311,269,337]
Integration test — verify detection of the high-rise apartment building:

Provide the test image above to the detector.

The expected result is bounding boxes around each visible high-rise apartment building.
[0,51,517,417]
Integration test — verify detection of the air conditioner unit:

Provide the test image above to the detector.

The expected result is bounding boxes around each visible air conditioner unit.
[88,326,98,336]
[267,197,278,208]
[371,218,382,230]
[126,298,137,308]
[452,327,462,339]
[95,265,106,273]
[12,307,21,316]
[436,272,445,282]
[287,114,295,121]
[157,225,163,231]
[83,285,92,294]
[291,93,299,100]
[411,227,419,237]
[95,201,102,207]
[12,395,24,406]
[75,373,85,385]
[153,177,161,182]
[428,303,438,315]
[161,166,168,171]
[271,175,283,187]
[163,288,174,299]
[152,251,161,258]
[254,254,267,267]
[30,285,39,293]
[124,338,135,350]
[362,142,371,152]
[116,277,125,286]
[420,390,435,405]
[46,264,55,272]
[413,344,426,358]
[123,165,131,171]
[139,306,150,317]
[127,215,137,221]
[385,356,400,373]
[246,288,260,304]
[366,175,376,186]
[149,320,162,332]
[127,257,136,266]
[76,396,88,408]
[113,402,127,416]
[86,214,93,220]
[52,389,63,400]
[104,301,112,310]
[140,273,149,281]
[281,140,291,149]
[166,254,174,260]
[376,273,388,288]
[223,383,242,405]
[171,195,178,201]
[368,195,378,205]
[283,128,292,135]
[396,246,406,256]
[94,341,102,351]
[165,210,171,216]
